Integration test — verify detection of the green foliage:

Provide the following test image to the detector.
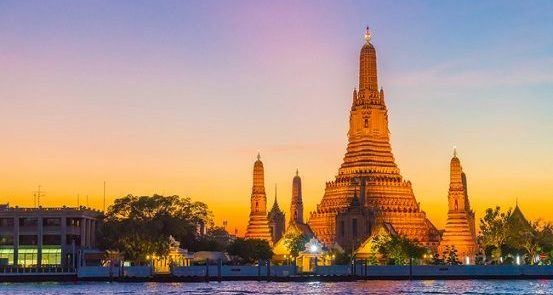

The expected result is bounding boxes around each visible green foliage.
[430,253,444,265]
[442,245,461,265]
[333,252,352,265]
[97,194,212,264]
[325,248,350,265]
[480,206,553,264]
[227,238,273,264]
[283,233,308,259]
[373,235,427,265]
[475,251,485,265]
[195,226,234,252]
[479,206,511,263]
[512,220,553,265]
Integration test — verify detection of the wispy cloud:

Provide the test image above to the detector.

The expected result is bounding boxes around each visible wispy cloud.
[394,57,553,90]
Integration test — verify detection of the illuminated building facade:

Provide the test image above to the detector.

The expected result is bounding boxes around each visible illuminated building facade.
[0,205,102,267]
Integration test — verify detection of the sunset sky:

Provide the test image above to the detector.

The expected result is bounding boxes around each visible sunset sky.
[1,1,552,235]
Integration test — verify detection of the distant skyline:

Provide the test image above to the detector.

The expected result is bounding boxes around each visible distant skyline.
[1,1,552,234]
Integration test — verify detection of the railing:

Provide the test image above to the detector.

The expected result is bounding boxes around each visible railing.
[0,266,76,275]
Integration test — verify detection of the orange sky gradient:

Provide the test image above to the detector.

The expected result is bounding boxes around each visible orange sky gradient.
[1,1,552,236]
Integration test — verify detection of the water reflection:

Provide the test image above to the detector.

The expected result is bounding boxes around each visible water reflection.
[1,280,553,294]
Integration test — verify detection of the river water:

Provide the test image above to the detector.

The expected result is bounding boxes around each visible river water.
[1,280,552,294]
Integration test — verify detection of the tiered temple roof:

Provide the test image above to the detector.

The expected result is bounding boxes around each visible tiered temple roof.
[438,150,478,262]
[307,27,440,249]
[245,153,273,244]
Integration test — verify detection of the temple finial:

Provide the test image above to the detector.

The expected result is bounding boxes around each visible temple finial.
[516,197,518,208]
[274,184,278,204]
[364,26,371,44]
[296,168,299,176]
[453,146,457,158]
[257,151,261,161]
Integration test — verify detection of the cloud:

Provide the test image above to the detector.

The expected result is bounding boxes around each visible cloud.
[394,57,553,90]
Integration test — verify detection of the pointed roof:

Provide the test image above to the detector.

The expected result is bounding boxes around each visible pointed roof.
[509,202,529,224]
[349,190,361,207]
[507,200,533,236]
[269,184,284,215]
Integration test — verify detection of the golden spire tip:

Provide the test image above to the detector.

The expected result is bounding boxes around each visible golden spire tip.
[364,26,371,44]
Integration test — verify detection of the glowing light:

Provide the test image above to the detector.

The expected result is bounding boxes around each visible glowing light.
[516,255,521,265]
[465,256,470,265]
[309,244,318,253]
[364,26,371,43]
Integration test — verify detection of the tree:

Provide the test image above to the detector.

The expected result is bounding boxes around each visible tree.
[479,206,511,263]
[442,246,461,265]
[430,253,444,265]
[227,238,273,264]
[194,226,234,252]
[515,220,553,265]
[283,233,308,261]
[97,194,212,264]
[374,235,426,265]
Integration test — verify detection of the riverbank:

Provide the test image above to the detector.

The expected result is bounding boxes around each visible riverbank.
[3,265,553,282]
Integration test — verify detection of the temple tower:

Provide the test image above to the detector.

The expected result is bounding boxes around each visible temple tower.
[290,169,304,225]
[438,149,478,263]
[268,185,285,243]
[245,153,273,244]
[308,27,440,249]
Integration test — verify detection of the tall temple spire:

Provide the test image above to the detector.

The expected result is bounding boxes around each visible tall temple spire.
[308,28,440,249]
[359,26,378,94]
[268,184,285,244]
[439,151,478,263]
[450,151,463,189]
[273,184,278,207]
[290,169,304,225]
[245,153,272,243]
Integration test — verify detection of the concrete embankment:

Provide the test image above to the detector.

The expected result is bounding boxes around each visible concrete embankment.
[4,265,553,282]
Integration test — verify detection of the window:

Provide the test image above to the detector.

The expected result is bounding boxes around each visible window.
[18,248,38,267]
[364,119,369,128]
[0,248,14,265]
[0,218,14,227]
[43,218,61,227]
[19,218,38,227]
[19,235,38,246]
[17,248,38,267]
[42,247,62,265]
[66,235,81,246]
[0,235,13,246]
[67,218,81,227]
[43,235,61,245]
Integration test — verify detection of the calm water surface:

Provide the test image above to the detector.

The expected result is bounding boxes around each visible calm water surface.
[1,280,553,294]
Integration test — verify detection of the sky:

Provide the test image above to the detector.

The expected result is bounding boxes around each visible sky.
[1,1,552,235]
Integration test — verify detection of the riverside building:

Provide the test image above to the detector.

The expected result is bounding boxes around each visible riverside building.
[0,204,102,268]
